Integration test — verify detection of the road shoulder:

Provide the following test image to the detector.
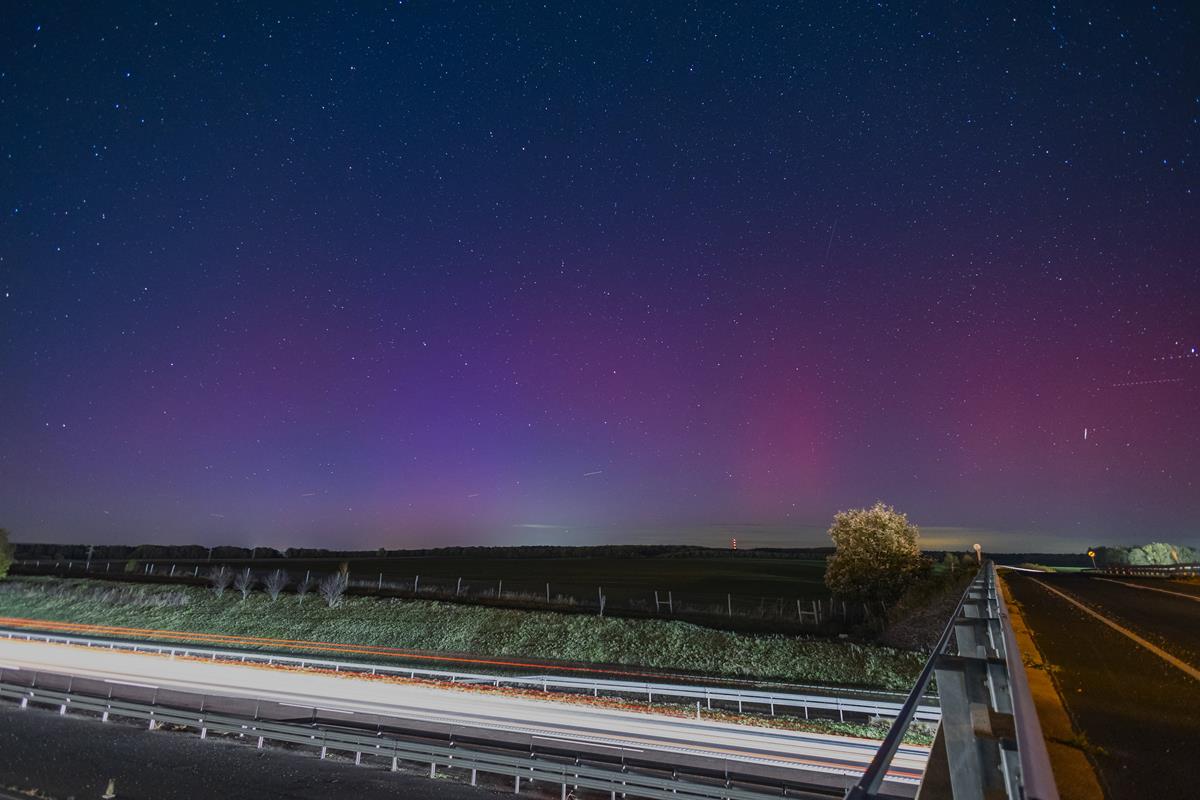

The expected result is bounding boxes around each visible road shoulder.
[998,571,1103,800]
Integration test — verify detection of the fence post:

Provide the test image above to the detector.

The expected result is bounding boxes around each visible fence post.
[378,573,383,591]
[546,582,550,604]
[498,579,502,598]
[728,593,732,617]
[457,577,462,596]
[668,591,673,613]
[414,575,420,593]
[170,564,176,577]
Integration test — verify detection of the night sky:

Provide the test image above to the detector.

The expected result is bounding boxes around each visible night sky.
[2,3,1197,552]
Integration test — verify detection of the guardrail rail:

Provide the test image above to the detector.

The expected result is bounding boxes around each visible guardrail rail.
[844,562,1058,800]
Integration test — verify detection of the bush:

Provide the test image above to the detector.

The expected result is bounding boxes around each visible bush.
[233,567,256,601]
[824,502,927,605]
[208,565,234,597]
[264,569,289,601]
[318,572,348,607]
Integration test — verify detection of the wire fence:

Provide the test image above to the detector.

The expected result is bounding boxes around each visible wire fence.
[13,559,879,633]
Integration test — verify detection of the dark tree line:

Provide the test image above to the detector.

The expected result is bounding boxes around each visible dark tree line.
[1092,542,1199,566]
[13,542,837,561]
[14,543,284,561]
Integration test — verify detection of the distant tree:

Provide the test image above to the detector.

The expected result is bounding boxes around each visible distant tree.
[1095,542,1199,567]
[124,559,140,573]
[296,573,314,604]
[824,502,926,605]
[264,569,289,601]
[318,572,349,608]
[209,565,234,597]
[0,528,12,579]
[233,567,256,600]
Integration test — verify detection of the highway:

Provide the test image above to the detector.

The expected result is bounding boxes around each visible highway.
[0,621,936,723]
[0,637,928,793]
[1003,572,1200,800]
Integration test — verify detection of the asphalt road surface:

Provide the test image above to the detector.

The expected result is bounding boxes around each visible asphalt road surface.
[0,638,927,790]
[1003,572,1200,799]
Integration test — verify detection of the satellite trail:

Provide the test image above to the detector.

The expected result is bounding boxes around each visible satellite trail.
[1109,378,1185,388]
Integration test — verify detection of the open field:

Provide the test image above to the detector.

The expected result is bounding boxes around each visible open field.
[15,554,856,634]
[0,577,924,690]
[89,555,831,600]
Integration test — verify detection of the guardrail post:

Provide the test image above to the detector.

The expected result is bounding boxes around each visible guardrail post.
[470,768,477,785]
[514,774,520,793]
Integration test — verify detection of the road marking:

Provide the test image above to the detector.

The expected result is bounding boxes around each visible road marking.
[1032,580,1200,682]
[1093,578,1200,604]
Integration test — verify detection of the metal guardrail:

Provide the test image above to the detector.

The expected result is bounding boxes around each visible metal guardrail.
[0,626,939,723]
[0,679,812,800]
[993,564,1057,800]
[844,563,1059,800]
[1094,563,1200,578]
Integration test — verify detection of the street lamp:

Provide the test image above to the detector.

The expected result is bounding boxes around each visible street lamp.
[1087,549,1097,569]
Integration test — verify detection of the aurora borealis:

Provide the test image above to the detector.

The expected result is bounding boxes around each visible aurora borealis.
[2,3,1197,551]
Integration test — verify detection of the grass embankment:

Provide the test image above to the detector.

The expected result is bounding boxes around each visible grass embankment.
[0,578,923,689]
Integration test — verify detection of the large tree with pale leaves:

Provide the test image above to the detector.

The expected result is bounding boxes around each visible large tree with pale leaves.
[824,502,926,605]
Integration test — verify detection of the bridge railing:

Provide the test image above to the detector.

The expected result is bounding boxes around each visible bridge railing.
[844,562,1059,800]
[1094,563,1200,578]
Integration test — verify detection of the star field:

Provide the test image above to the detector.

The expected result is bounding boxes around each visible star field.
[1,3,1198,551]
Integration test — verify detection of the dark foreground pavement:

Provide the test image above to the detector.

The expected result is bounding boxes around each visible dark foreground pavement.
[0,703,508,800]
[1004,572,1200,800]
